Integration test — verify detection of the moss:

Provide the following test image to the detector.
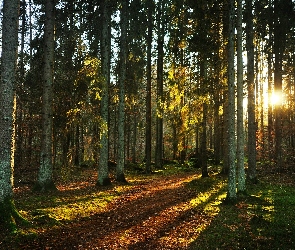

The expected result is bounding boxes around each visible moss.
[116,173,127,183]
[247,176,259,185]
[96,177,112,186]
[237,190,248,197]
[32,180,57,192]
[222,195,237,205]
[116,174,128,184]
[0,197,28,234]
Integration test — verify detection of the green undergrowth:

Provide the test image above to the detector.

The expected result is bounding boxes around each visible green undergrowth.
[190,179,295,249]
[1,185,130,247]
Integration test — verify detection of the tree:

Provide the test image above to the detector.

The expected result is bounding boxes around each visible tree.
[226,0,237,201]
[246,0,257,183]
[200,58,209,178]
[97,0,111,186]
[273,0,292,170]
[145,0,154,174]
[35,0,57,191]
[266,0,274,159]
[237,0,246,192]
[117,0,128,182]
[15,0,27,170]
[155,0,165,169]
[0,0,26,232]
[201,102,209,177]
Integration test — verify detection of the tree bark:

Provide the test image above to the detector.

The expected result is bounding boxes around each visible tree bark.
[237,0,246,193]
[213,92,221,165]
[15,0,27,171]
[0,0,26,232]
[36,0,56,192]
[221,0,229,175]
[200,57,208,177]
[145,0,153,174]
[97,0,111,186]
[155,0,164,169]
[117,0,128,182]
[273,0,287,171]
[132,104,137,164]
[201,102,209,177]
[226,0,236,201]
[246,0,257,183]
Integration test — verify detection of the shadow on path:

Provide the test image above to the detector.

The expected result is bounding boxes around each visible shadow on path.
[13,172,225,249]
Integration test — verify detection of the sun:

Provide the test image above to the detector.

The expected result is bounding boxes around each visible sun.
[270,92,282,106]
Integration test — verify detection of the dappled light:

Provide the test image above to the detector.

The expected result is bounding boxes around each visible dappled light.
[2,165,295,249]
[1,0,295,248]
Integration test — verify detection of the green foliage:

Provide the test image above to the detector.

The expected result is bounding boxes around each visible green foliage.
[67,56,103,126]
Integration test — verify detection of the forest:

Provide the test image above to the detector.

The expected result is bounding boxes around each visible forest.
[0,0,295,249]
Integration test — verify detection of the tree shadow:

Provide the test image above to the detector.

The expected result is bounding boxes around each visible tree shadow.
[10,172,293,249]
[10,172,202,249]
[188,182,295,249]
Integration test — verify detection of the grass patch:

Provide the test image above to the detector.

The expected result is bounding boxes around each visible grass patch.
[190,180,295,249]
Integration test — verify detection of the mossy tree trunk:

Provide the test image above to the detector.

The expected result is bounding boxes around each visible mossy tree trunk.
[36,0,56,192]
[0,0,26,232]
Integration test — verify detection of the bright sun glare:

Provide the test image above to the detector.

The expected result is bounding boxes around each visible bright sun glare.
[270,92,282,106]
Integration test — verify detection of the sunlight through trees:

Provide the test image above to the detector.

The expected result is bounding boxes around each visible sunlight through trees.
[0,0,295,236]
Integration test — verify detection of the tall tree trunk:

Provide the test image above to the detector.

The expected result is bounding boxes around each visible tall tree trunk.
[145,0,153,174]
[226,0,236,201]
[173,124,177,160]
[237,0,246,193]
[36,0,56,191]
[266,0,274,155]
[74,125,80,166]
[273,0,286,171]
[246,0,257,183]
[155,0,164,169]
[126,113,131,163]
[117,0,128,182]
[267,33,274,158]
[213,90,221,165]
[221,0,229,175]
[97,0,111,186]
[200,58,208,177]
[0,0,25,231]
[15,0,27,171]
[201,102,209,177]
[132,104,137,164]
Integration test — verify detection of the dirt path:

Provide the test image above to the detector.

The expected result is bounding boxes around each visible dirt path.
[17,172,212,250]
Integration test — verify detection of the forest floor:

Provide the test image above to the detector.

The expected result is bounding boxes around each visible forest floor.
[1,163,295,249]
